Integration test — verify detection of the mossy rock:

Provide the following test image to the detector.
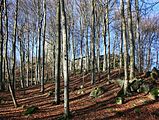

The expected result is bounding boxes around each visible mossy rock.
[116,97,124,104]
[24,106,39,115]
[90,87,104,98]
[114,79,124,88]
[151,72,158,81]
[128,79,144,92]
[137,83,150,93]
[149,87,159,100]
[151,67,159,80]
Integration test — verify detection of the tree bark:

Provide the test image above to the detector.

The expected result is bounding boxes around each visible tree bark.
[61,0,70,117]
[41,0,46,93]
[135,0,141,72]
[4,0,18,107]
[120,0,128,95]
[103,17,107,72]
[0,0,4,91]
[38,0,42,86]
[12,0,19,96]
[91,0,96,85]
[106,0,110,81]
[127,0,135,80]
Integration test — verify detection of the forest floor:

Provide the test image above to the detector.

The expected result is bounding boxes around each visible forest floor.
[0,69,159,120]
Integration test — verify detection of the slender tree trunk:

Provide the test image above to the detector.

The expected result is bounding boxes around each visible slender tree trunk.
[135,0,141,72]
[4,0,18,107]
[120,23,123,69]
[52,43,55,82]
[71,19,75,74]
[12,0,18,96]
[113,33,117,69]
[96,23,100,72]
[38,0,42,86]
[55,0,61,104]
[31,25,35,86]
[91,0,96,85]
[85,25,89,72]
[26,17,30,87]
[19,32,25,89]
[120,0,128,95]
[35,38,38,85]
[41,0,46,93]
[0,0,4,91]
[61,0,69,117]
[79,17,83,73]
[106,0,110,81]
[157,50,158,68]
[127,0,135,80]
[103,17,107,72]
[147,46,151,70]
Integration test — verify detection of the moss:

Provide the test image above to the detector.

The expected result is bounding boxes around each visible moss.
[90,87,104,98]
[24,106,39,115]
[149,87,159,100]
[116,97,124,104]
[134,108,141,115]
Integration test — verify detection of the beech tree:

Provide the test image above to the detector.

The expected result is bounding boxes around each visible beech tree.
[55,0,61,104]
[61,0,70,117]
[120,0,128,94]
[0,0,4,91]
[127,0,135,80]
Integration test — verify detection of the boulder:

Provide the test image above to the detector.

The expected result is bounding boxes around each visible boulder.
[90,87,104,98]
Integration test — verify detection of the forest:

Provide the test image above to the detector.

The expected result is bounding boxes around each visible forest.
[0,0,159,119]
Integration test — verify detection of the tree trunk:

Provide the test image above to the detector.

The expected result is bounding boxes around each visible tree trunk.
[41,0,46,93]
[113,33,117,69]
[96,22,100,72]
[79,17,83,73]
[12,0,19,96]
[38,0,42,86]
[31,24,35,86]
[103,16,107,72]
[106,0,110,81]
[120,0,128,95]
[120,23,123,69]
[19,31,25,90]
[135,0,141,72]
[85,25,89,72]
[4,0,18,107]
[61,0,70,117]
[0,0,4,91]
[26,17,30,87]
[127,0,135,80]
[71,19,75,74]
[91,0,96,85]
[55,0,61,104]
